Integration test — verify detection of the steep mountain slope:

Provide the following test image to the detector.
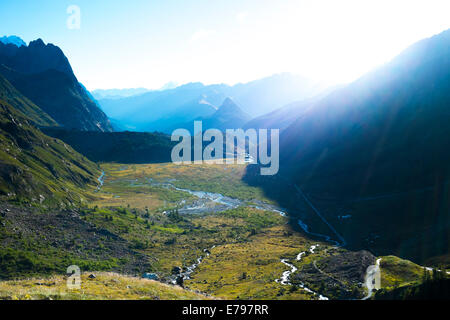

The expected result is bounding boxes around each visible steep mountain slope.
[0,39,112,132]
[243,99,313,131]
[0,73,56,127]
[243,86,341,131]
[244,29,450,263]
[281,29,450,196]
[0,74,100,207]
[228,73,327,117]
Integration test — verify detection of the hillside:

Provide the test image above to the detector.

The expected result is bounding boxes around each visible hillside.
[0,75,100,207]
[244,29,450,263]
[243,86,341,131]
[243,99,313,131]
[0,73,56,127]
[0,272,210,300]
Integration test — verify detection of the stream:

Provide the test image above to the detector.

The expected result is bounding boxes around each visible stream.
[168,246,216,284]
[116,176,337,297]
[275,244,329,300]
[148,179,288,217]
[145,179,336,299]
[95,171,105,192]
[362,258,382,300]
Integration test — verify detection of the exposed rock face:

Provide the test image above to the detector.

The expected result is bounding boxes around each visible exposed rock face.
[171,266,182,275]
[0,39,113,132]
[0,39,75,79]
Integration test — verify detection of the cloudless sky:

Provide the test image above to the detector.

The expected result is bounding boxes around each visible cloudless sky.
[1,0,450,90]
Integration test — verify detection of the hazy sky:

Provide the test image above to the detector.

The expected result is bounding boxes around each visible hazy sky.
[1,0,450,90]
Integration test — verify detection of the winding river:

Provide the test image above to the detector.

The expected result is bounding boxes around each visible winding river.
[113,176,339,298]
[275,244,329,300]
[148,179,289,217]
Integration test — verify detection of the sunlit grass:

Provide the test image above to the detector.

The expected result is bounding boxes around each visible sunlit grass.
[0,272,210,300]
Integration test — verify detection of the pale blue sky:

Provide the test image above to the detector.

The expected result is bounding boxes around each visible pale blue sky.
[1,0,450,90]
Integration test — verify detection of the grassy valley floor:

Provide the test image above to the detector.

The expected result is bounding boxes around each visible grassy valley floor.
[0,162,430,300]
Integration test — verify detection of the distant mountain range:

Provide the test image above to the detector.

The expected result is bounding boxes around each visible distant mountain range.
[91,88,150,100]
[0,36,26,48]
[0,37,112,132]
[97,73,329,133]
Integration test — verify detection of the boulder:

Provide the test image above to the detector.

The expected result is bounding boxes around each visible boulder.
[142,273,159,280]
[171,266,182,275]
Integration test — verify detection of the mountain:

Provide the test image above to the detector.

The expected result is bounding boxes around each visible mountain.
[281,29,450,197]
[98,82,223,133]
[228,73,328,117]
[0,39,75,78]
[192,97,251,132]
[91,88,150,100]
[0,39,113,132]
[245,29,450,264]
[243,99,314,131]
[243,86,341,131]
[97,73,328,133]
[0,74,100,207]
[0,36,26,48]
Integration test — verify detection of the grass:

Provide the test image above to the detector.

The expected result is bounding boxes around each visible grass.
[379,255,425,288]
[0,272,209,300]
[99,162,273,202]
[0,247,121,279]
[0,89,101,208]
[79,204,291,278]
[1,160,427,300]
[185,225,323,300]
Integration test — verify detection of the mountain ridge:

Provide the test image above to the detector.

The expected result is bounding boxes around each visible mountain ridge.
[97,73,328,133]
[243,28,450,263]
[0,39,113,132]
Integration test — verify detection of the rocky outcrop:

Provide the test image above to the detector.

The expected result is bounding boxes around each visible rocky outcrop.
[0,39,113,132]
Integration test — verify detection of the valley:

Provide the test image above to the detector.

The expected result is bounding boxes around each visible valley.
[0,21,449,302]
[1,161,435,300]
